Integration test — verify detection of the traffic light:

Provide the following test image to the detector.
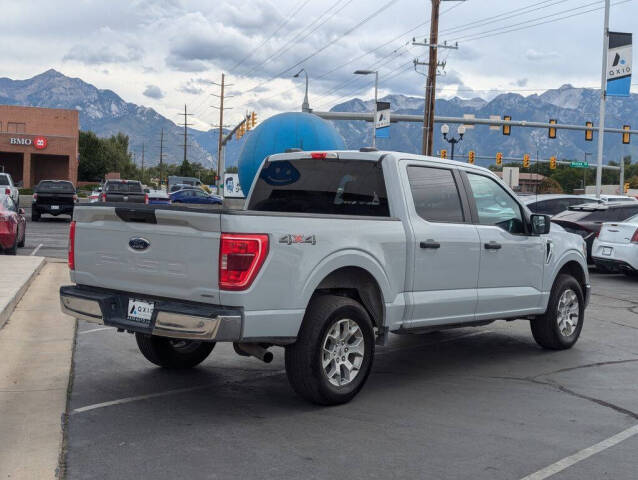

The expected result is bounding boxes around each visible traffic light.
[548,119,557,139]
[585,121,593,141]
[549,156,557,169]
[523,153,530,168]
[495,152,503,166]
[237,122,245,139]
[623,125,631,144]
[251,111,257,128]
[468,150,475,164]
[502,115,511,136]
[440,149,447,159]
[625,182,630,193]
[245,115,251,131]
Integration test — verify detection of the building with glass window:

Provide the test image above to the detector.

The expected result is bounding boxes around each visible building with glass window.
[0,105,78,188]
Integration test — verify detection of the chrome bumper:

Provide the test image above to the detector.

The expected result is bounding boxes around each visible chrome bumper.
[60,286,241,341]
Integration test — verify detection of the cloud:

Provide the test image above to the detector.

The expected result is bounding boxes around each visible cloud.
[62,27,143,65]
[514,78,528,87]
[525,49,559,61]
[143,85,164,99]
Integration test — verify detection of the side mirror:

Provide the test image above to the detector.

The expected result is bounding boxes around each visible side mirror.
[531,214,551,235]
[18,208,25,215]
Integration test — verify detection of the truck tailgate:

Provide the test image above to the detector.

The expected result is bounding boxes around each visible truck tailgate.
[72,206,222,304]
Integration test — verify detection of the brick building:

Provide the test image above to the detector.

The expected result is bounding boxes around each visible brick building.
[0,105,79,188]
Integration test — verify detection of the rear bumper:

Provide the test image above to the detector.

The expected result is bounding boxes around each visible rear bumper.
[33,203,74,215]
[60,285,242,342]
[592,257,638,273]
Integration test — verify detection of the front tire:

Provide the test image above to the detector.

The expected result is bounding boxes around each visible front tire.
[531,274,584,350]
[285,295,375,405]
[135,333,215,368]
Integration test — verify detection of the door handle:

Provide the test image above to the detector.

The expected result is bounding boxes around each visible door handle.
[420,240,440,249]
[484,241,502,250]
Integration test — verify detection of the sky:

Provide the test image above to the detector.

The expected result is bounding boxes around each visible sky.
[0,0,636,129]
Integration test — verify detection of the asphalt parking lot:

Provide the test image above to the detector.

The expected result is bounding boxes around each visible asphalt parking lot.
[62,272,638,480]
[17,205,71,259]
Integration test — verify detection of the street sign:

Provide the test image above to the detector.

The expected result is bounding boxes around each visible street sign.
[570,161,589,168]
[375,101,390,138]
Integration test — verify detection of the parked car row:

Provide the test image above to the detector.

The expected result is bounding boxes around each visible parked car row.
[592,214,638,275]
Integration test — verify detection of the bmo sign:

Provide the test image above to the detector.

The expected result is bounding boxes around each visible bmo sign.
[9,136,48,149]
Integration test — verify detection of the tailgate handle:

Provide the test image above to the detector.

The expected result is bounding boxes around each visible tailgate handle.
[115,208,157,224]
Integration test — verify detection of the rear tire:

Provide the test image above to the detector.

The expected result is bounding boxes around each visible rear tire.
[531,274,584,350]
[31,210,40,222]
[285,295,375,405]
[135,333,215,368]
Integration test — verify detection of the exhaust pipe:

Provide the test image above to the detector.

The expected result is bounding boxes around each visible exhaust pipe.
[234,343,273,363]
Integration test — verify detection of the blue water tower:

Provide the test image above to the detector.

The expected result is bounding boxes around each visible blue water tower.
[237,112,346,193]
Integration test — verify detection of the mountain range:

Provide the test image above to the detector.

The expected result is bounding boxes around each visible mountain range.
[0,70,636,170]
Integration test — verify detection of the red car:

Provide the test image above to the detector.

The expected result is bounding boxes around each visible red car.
[0,194,26,255]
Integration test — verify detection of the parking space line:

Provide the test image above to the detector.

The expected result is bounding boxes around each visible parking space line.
[72,370,285,414]
[78,327,113,334]
[30,243,43,256]
[519,424,638,480]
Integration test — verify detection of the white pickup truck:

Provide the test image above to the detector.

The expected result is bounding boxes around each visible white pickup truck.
[0,172,20,207]
[60,150,590,405]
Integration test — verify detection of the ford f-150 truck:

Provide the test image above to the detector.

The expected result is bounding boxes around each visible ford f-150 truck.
[60,150,590,405]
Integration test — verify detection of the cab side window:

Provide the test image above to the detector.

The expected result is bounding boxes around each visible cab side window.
[407,166,464,223]
[467,173,525,234]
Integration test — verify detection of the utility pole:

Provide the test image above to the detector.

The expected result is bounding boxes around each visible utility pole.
[211,74,234,187]
[595,0,610,198]
[158,128,167,188]
[178,104,193,168]
[413,0,460,156]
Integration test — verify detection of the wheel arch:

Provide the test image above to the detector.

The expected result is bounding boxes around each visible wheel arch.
[555,259,587,296]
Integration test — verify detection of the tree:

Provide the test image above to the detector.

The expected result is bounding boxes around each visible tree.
[539,177,563,194]
[78,131,138,182]
[628,175,638,189]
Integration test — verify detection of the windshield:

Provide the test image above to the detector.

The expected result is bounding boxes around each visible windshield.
[247,159,389,217]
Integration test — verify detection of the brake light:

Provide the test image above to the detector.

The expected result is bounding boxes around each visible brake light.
[631,229,638,243]
[101,193,106,202]
[145,193,149,205]
[219,234,269,290]
[310,152,327,159]
[32,193,38,201]
[68,221,76,270]
[4,188,9,195]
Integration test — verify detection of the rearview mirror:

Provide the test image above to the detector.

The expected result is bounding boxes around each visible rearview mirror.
[531,214,551,235]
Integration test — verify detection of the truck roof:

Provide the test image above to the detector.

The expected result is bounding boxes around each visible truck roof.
[266,150,493,174]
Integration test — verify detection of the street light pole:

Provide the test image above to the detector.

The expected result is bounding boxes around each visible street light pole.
[293,69,310,113]
[354,70,379,148]
[441,124,465,159]
[595,0,610,198]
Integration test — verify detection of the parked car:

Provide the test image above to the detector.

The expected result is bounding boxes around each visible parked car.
[167,175,202,192]
[591,213,638,276]
[169,183,198,193]
[552,202,638,262]
[101,180,148,204]
[147,189,171,205]
[169,188,222,205]
[521,194,601,217]
[0,194,26,254]
[0,172,20,207]
[61,150,590,405]
[600,194,638,203]
[31,180,77,221]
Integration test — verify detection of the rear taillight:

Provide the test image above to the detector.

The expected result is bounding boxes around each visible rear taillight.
[145,193,149,205]
[631,229,638,243]
[101,193,106,202]
[68,221,76,270]
[219,234,269,291]
[4,188,9,195]
[32,193,38,201]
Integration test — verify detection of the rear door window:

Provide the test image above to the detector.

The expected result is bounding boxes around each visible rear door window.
[407,166,464,222]
[248,159,389,216]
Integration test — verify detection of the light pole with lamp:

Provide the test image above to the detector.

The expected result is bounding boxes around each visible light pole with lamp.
[293,69,310,113]
[353,69,378,148]
[440,124,465,160]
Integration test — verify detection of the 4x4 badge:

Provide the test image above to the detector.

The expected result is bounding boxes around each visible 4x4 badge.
[279,234,316,245]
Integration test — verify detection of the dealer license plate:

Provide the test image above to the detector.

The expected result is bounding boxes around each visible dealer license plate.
[602,247,613,256]
[51,205,59,210]
[127,298,155,325]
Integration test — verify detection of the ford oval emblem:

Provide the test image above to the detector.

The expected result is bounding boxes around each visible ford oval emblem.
[129,237,150,251]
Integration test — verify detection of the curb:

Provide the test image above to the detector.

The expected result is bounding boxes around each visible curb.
[0,257,47,330]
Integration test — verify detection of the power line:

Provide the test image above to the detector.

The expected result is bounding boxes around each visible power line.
[230,0,312,72]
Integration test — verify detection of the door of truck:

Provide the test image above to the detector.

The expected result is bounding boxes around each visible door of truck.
[461,171,545,319]
[400,161,480,328]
